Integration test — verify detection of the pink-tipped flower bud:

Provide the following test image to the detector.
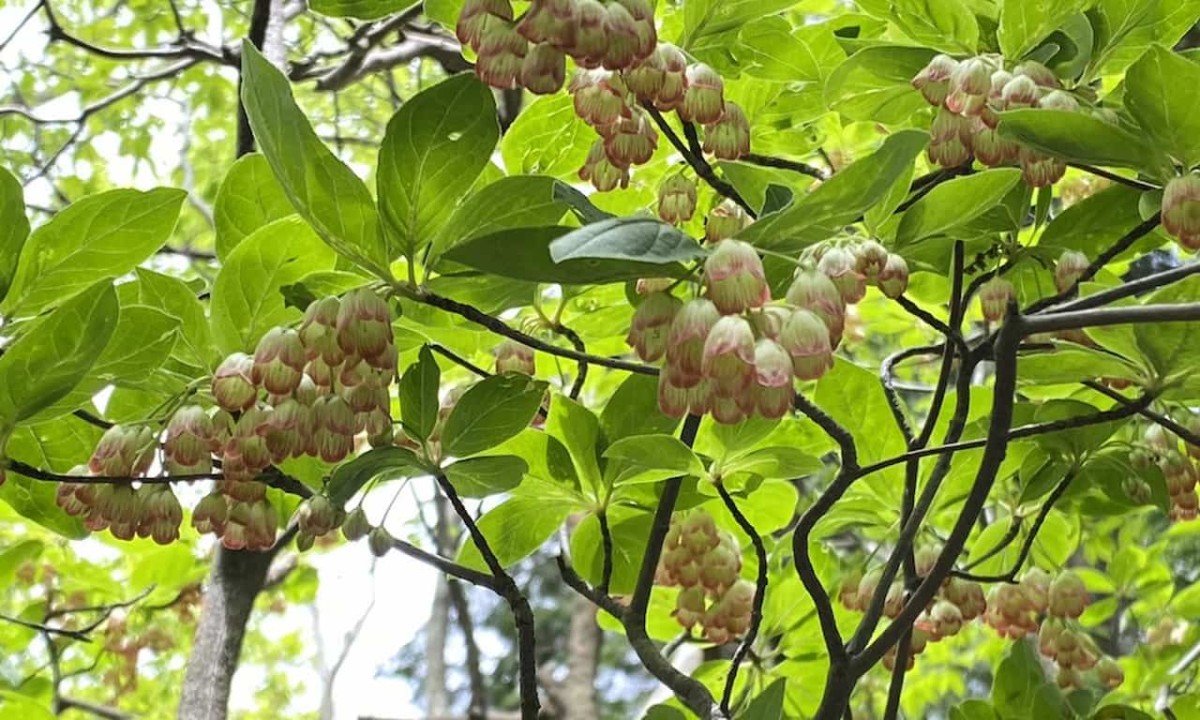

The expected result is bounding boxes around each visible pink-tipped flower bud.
[701,315,756,398]
[521,43,566,94]
[673,585,707,629]
[853,240,889,282]
[703,240,769,315]
[1021,567,1052,613]
[786,269,846,347]
[1000,74,1041,110]
[877,254,910,299]
[313,395,356,463]
[1163,174,1200,252]
[704,199,750,244]
[1019,147,1066,188]
[665,298,720,388]
[754,338,794,419]
[1054,250,1090,293]
[571,70,631,128]
[928,136,971,168]
[1096,657,1124,689]
[622,46,665,99]
[368,526,393,557]
[516,0,575,47]
[213,353,258,412]
[653,44,689,111]
[971,125,1020,166]
[578,139,630,191]
[565,0,607,67]
[979,277,1015,323]
[192,492,229,535]
[680,63,724,124]
[699,542,741,593]
[657,374,712,418]
[1048,571,1089,619]
[931,106,972,145]
[626,291,681,362]
[337,289,393,364]
[296,494,339,537]
[602,110,658,167]
[456,0,514,49]
[165,405,215,472]
[138,486,183,545]
[616,0,656,59]
[818,246,867,304]
[89,425,155,477]
[342,506,371,541]
[1038,90,1079,112]
[657,174,697,224]
[252,327,306,396]
[299,296,345,366]
[475,18,528,90]
[929,599,963,639]
[1013,60,1059,89]
[912,54,958,106]
[780,309,833,381]
[948,57,990,101]
[702,102,750,160]
[495,339,536,375]
[600,2,641,70]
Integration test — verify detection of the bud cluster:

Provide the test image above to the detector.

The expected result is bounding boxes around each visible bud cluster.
[59,289,396,551]
[630,236,908,424]
[654,510,754,644]
[1131,420,1200,522]
[912,54,1104,187]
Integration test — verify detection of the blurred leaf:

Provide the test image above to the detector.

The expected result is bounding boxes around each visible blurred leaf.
[0,166,28,304]
[213,153,294,260]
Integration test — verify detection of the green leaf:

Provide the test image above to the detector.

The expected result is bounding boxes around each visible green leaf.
[1090,0,1200,78]
[457,494,576,570]
[825,45,938,124]
[897,169,1024,246]
[134,268,216,370]
[546,395,603,493]
[744,130,929,252]
[326,446,426,507]
[240,42,388,274]
[1090,706,1153,720]
[213,153,295,260]
[1017,346,1140,386]
[209,216,337,355]
[600,374,679,443]
[424,0,462,28]
[999,0,1089,59]
[681,0,803,47]
[0,540,42,587]
[992,640,1049,719]
[0,166,28,304]
[740,678,787,720]
[444,455,527,498]
[570,507,651,595]
[549,217,707,266]
[997,109,1160,169]
[500,94,594,178]
[814,359,907,465]
[429,175,569,261]
[1134,276,1200,380]
[309,0,413,19]
[887,0,980,53]
[951,700,1000,720]
[1125,44,1200,168]
[398,346,441,442]
[442,374,549,458]
[378,73,498,260]
[0,691,55,720]
[605,435,705,477]
[735,17,846,82]
[721,446,823,480]
[2,417,101,537]
[2,188,185,316]
[1038,184,1155,258]
[444,226,694,285]
[32,304,181,420]
[0,281,118,426]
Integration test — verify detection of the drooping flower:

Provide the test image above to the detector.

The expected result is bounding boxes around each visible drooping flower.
[664,298,720,387]
[877,254,910,299]
[817,246,867,304]
[579,139,630,191]
[700,315,756,398]
[252,327,306,396]
[1163,174,1200,251]
[1054,250,1090,293]
[520,42,566,94]
[779,309,833,381]
[626,291,682,362]
[495,338,536,375]
[753,338,794,419]
[912,54,958,107]
[703,240,770,315]
[979,277,1015,323]
[657,174,697,224]
[213,353,258,412]
[702,102,750,160]
[679,64,724,124]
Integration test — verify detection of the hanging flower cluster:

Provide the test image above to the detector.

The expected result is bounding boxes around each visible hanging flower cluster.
[629,237,909,424]
[913,55,1107,187]
[654,509,755,644]
[57,289,397,550]
[1162,173,1200,252]
[1133,420,1200,522]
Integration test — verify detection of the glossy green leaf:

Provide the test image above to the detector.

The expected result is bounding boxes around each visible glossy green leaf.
[442,374,549,458]
[457,494,576,570]
[740,677,787,720]
[721,446,823,480]
[310,0,413,19]
[998,109,1159,169]
[604,435,705,477]
[681,0,803,47]
[500,94,594,178]
[326,446,426,507]
[443,455,527,498]
[825,45,938,123]
[2,188,184,316]
[240,42,388,274]
[1038,184,1155,258]
[2,417,101,537]
[444,226,694,284]
[887,0,980,53]
[1125,44,1200,168]
[1134,276,1200,380]
[1090,0,1200,78]
[897,169,1024,246]
[0,281,118,426]
[744,130,929,251]
[992,640,1049,719]
[998,0,1089,59]
[398,345,441,442]
[951,700,1000,720]
[736,17,846,82]
[546,395,603,493]
[378,73,498,260]
[549,217,707,266]
[0,166,28,304]
[570,507,651,595]
[814,359,907,465]
[600,374,679,443]
[213,153,294,260]
[134,268,216,370]
[209,216,337,355]
[429,175,569,261]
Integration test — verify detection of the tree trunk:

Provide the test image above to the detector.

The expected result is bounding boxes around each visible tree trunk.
[560,595,601,720]
[426,494,455,717]
[177,548,275,720]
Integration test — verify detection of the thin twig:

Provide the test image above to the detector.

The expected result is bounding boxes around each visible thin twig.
[0,613,92,642]
[744,152,827,180]
[1083,381,1200,447]
[716,484,767,717]
[552,322,589,400]
[597,510,614,595]
[642,104,755,217]
[1068,163,1159,192]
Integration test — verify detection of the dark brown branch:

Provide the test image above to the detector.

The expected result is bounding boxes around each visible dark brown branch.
[642,104,755,217]
[389,538,496,589]
[597,510,615,595]
[716,484,767,717]
[1024,302,1200,334]
[1044,261,1200,315]
[429,343,491,378]
[0,613,92,642]
[743,152,827,180]
[1068,163,1159,192]
[556,555,626,620]
[1083,380,1200,447]
[59,696,131,720]
[552,322,589,400]
[958,516,1022,572]
[42,1,227,63]
[792,392,858,471]
[882,626,912,720]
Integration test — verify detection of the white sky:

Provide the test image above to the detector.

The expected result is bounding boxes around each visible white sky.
[0,3,447,716]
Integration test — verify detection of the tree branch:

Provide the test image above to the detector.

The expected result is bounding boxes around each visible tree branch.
[642,104,755,217]
[1068,163,1159,192]
[1043,261,1200,315]
[552,322,589,400]
[743,153,827,180]
[1083,380,1200,447]
[716,484,767,717]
